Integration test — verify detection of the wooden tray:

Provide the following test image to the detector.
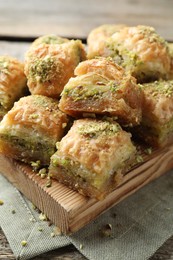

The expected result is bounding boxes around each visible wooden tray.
[0,144,173,234]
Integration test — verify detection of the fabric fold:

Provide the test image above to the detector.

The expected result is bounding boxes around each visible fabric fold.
[0,174,71,260]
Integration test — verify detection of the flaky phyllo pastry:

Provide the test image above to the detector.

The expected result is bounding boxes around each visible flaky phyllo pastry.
[168,43,173,80]
[0,56,27,119]
[136,80,173,147]
[0,25,173,201]
[59,57,143,126]
[99,25,171,83]
[49,118,136,199]
[24,40,86,98]
[0,95,69,165]
[87,24,126,59]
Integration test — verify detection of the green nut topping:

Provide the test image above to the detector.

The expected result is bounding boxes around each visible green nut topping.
[78,120,121,138]
[29,56,60,83]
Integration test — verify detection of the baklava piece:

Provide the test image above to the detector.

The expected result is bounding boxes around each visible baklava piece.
[0,95,69,165]
[59,58,143,126]
[31,34,69,47]
[24,40,86,98]
[49,118,136,199]
[0,56,27,119]
[103,25,171,83]
[87,24,125,59]
[168,43,173,80]
[136,80,173,147]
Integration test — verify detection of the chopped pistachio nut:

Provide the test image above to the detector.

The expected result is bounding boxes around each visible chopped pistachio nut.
[41,173,47,179]
[39,213,47,221]
[31,160,41,171]
[53,226,62,236]
[31,203,36,210]
[136,155,144,163]
[29,114,39,119]
[62,122,67,128]
[29,217,36,222]
[11,209,16,214]
[144,147,152,155]
[0,200,4,205]
[38,227,43,232]
[100,224,113,237]
[78,120,121,138]
[79,244,84,250]
[0,59,9,74]
[38,168,47,179]
[46,176,52,187]
[21,240,27,247]
[51,232,55,237]
[142,80,173,97]
[29,56,58,83]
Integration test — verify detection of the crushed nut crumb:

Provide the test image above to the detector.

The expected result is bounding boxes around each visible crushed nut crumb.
[21,240,27,247]
[0,200,4,205]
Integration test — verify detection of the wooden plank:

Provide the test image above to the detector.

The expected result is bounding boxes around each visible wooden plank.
[0,143,173,234]
[0,0,172,40]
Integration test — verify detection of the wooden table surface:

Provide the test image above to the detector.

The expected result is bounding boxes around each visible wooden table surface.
[0,0,173,259]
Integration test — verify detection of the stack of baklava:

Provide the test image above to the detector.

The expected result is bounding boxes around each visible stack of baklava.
[0,25,172,199]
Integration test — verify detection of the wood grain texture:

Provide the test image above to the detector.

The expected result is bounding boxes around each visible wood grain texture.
[0,0,172,40]
[0,144,173,234]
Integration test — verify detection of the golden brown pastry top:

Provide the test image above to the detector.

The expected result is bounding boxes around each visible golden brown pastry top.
[75,57,125,80]
[24,40,86,98]
[140,80,173,124]
[59,58,143,126]
[2,95,69,139]
[103,25,171,82]
[0,55,26,113]
[87,24,126,59]
[55,118,135,177]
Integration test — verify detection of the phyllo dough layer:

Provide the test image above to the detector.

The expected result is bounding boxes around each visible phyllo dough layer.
[24,40,86,98]
[87,24,126,59]
[103,25,171,83]
[0,95,69,165]
[0,56,27,119]
[59,58,143,126]
[49,118,136,199]
[136,80,173,147]
[168,43,173,80]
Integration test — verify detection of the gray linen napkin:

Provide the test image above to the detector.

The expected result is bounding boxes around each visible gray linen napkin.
[1,170,173,260]
[0,174,71,260]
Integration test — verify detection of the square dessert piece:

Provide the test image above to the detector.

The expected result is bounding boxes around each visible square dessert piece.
[136,80,173,147]
[59,58,143,127]
[87,24,126,59]
[24,40,86,98]
[49,118,136,199]
[0,56,27,119]
[0,95,69,165]
[103,25,171,83]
